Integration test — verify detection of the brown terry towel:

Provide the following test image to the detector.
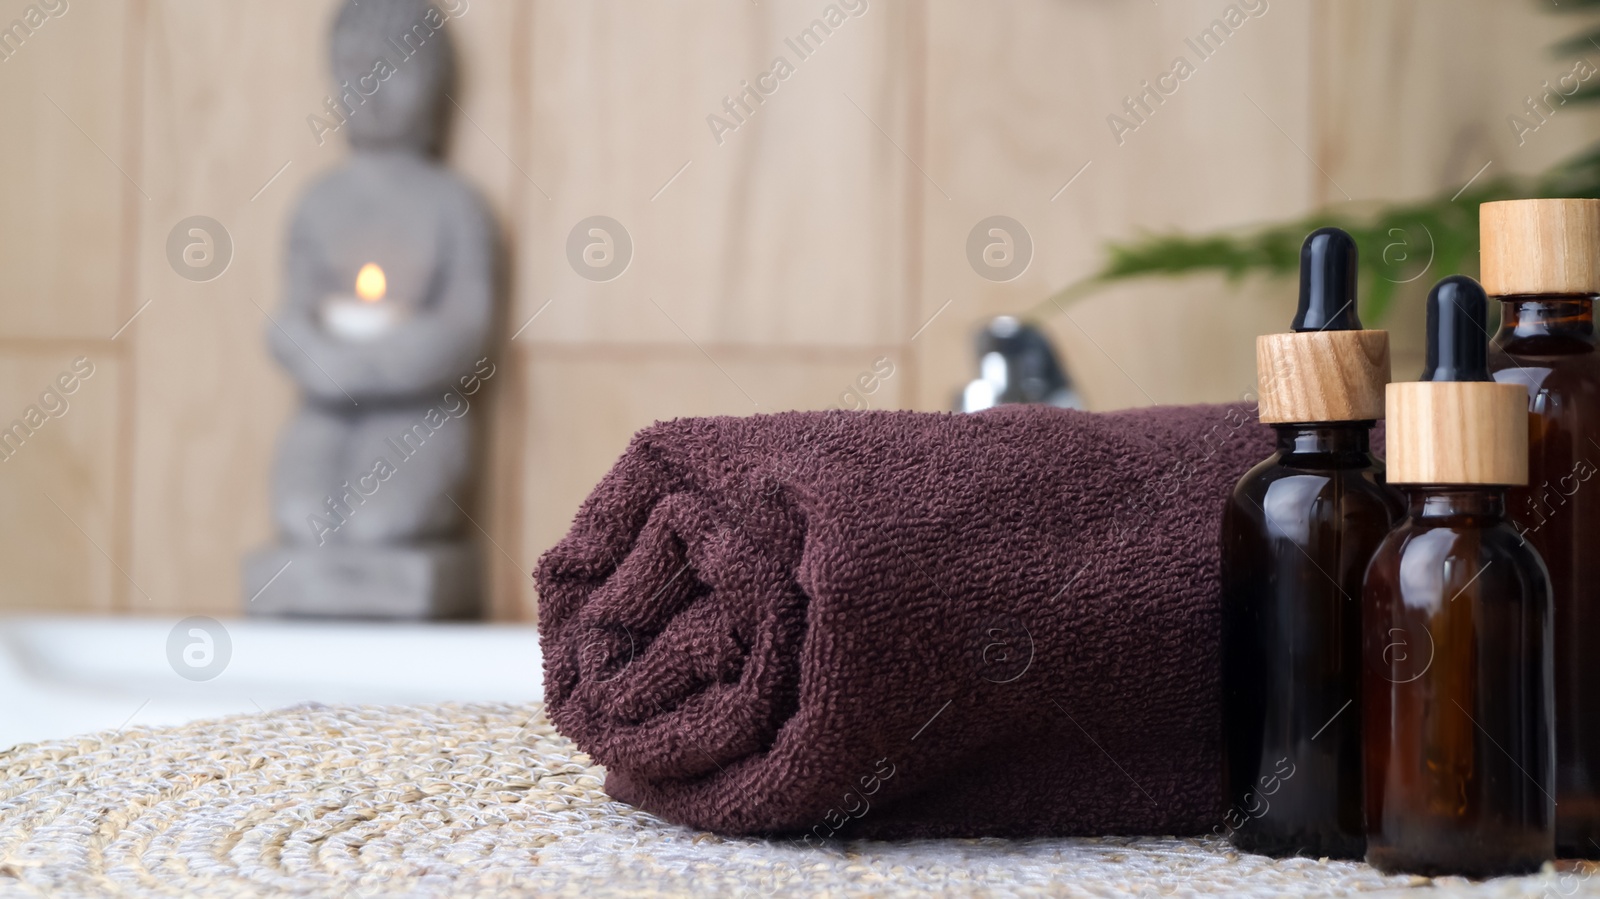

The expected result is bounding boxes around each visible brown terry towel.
[536,404,1274,839]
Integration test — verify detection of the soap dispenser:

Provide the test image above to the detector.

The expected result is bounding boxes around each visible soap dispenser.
[1220,227,1400,858]
[1363,275,1555,877]
[958,316,1082,412]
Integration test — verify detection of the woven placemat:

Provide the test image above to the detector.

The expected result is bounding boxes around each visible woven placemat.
[0,702,1593,898]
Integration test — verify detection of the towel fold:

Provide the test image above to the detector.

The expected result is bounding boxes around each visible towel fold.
[536,404,1274,838]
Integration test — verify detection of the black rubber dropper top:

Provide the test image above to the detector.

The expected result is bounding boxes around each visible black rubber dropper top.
[1421,275,1492,382]
[1292,227,1363,332]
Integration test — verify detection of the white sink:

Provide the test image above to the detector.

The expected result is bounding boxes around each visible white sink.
[0,615,542,750]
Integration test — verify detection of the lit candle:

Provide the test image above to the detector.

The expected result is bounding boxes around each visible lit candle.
[320,263,404,341]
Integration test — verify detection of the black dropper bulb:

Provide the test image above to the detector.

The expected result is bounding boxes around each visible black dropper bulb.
[1421,275,1492,382]
[1292,227,1363,332]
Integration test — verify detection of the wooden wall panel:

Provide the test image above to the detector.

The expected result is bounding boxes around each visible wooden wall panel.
[0,351,121,611]
[515,0,919,348]
[0,0,139,614]
[0,0,130,340]
[1040,276,1292,413]
[912,0,1319,412]
[439,1,527,620]
[1314,1,1591,203]
[128,0,334,613]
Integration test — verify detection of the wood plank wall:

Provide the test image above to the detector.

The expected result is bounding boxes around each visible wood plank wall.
[0,0,1591,619]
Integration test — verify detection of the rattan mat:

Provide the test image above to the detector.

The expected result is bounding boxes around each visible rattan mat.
[0,702,1594,897]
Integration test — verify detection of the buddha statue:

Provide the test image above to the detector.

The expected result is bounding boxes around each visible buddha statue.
[244,0,496,618]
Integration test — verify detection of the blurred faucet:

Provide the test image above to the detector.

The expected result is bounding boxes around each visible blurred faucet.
[958,316,1083,412]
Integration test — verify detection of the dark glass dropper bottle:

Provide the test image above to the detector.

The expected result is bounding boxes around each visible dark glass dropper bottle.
[1220,227,1400,858]
[1483,198,1600,858]
[1363,275,1556,877]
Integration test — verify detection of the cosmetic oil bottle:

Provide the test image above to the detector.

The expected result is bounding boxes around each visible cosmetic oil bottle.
[1483,198,1600,858]
[1363,275,1554,877]
[1220,227,1399,859]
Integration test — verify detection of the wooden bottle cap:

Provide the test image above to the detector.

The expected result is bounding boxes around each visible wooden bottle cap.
[1384,381,1527,485]
[1255,329,1389,423]
[1480,198,1600,297]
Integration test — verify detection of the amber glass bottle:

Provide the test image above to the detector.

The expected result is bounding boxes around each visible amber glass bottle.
[1364,275,1555,877]
[1483,198,1600,858]
[1221,228,1399,859]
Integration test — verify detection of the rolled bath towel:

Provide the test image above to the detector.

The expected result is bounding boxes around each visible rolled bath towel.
[537,404,1274,839]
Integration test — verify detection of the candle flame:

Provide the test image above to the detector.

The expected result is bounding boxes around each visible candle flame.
[355,263,387,303]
